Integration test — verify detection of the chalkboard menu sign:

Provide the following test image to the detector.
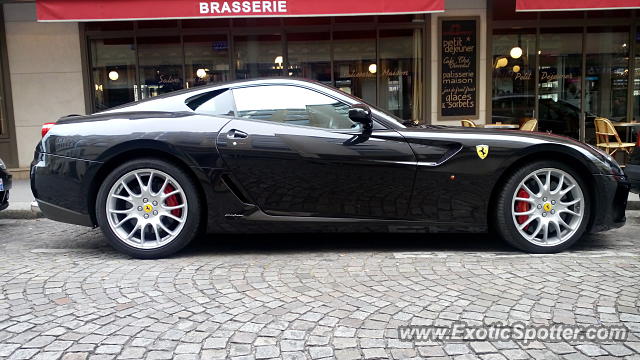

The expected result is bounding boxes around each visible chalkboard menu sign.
[438,18,479,120]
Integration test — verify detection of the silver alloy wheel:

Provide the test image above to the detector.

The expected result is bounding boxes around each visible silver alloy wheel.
[106,169,188,249]
[511,168,584,247]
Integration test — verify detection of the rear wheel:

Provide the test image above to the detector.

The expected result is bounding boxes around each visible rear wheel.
[495,161,590,253]
[96,158,201,258]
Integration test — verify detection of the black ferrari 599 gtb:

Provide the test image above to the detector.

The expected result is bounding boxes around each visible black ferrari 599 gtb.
[30,79,630,258]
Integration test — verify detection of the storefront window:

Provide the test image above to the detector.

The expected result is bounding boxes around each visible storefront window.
[492,1,636,142]
[635,27,640,121]
[138,36,184,99]
[287,32,331,85]
[90,38,137,111]
[234,34,283,79]
[585,27,629,124]
[491,29,536,126]
[379,29,423,121]
[184,34,230,88]
[0,50,4,136]
[333,30,377,104]
[87,18,426,121]
[538,28,583,139]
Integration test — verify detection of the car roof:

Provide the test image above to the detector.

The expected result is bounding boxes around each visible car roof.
[100,78,348,114]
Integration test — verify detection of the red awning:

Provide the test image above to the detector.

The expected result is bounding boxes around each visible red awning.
[36,0,444,22]
[516,0,640,11]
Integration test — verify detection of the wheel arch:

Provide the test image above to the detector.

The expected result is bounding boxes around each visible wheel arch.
[487,147,597,233]
[86,140,208,228]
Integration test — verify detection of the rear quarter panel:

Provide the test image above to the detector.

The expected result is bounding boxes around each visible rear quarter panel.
[41,112,231,168]
[32,112,233,226]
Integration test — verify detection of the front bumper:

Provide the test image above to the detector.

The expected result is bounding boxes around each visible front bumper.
[625,163,640,194]
[588,174,629,233]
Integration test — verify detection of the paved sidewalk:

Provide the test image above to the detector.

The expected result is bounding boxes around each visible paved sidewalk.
[0,216,639,359]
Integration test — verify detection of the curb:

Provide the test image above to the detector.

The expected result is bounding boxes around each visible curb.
[0,209,44,220]
[0,202,44,220]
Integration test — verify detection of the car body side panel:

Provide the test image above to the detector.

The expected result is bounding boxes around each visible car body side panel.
[216,119,417,219]
[397,127,626,228]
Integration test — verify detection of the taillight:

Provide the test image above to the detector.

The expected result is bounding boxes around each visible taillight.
[41,123,55,138]
[636,131,640,147]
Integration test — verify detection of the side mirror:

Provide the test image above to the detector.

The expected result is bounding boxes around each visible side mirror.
[348,104,373,130]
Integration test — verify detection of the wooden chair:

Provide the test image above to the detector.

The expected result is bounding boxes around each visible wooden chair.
[594,117,635,160]
[520,119,538,131]
[461,119,477,127]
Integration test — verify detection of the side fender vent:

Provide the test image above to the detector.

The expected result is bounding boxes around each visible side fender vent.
[220,174,252,205]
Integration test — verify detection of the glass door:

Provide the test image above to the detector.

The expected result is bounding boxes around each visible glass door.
[234,34,283,79]
[184,34,230,88]
[538,28,583,140]
[491,29,537,127]
[333,30,377,104]
[137,36,184,99]
[379,29,423,121]
[90,38,137,110]
[287,32,332,85]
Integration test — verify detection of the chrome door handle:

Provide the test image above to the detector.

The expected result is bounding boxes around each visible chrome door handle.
[227,129,248,139]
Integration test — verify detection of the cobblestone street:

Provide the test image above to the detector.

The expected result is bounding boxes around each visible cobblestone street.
[0,214,639,360]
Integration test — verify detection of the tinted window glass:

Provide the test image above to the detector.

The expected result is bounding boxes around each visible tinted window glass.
[232,85,356,129]
[186,89,235,116]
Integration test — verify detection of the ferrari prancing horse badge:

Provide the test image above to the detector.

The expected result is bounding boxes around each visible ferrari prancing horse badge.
[476,145,489,159]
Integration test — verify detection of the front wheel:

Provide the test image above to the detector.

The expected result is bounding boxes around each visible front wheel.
[495,161,590,253]
[96,158,201,258]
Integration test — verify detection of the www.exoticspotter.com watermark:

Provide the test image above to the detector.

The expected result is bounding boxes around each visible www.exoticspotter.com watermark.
[398,322,628,345]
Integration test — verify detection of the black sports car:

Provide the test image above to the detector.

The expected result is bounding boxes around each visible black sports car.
[0,157,11,211]
[31,79,630,258]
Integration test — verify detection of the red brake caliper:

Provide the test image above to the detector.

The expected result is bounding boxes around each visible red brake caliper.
[164,184,182,217]
[515,188,530,230]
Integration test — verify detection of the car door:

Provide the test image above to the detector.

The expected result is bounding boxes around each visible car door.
[215,84,416,219]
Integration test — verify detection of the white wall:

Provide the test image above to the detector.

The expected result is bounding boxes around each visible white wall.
[430,0,487,125]
[3,2,85,168]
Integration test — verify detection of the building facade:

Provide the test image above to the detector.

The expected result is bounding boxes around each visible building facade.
[0,0,638,169]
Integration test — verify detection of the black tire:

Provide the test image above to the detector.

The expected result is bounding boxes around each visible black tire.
[495,160,590,253]
[96,158,201,259]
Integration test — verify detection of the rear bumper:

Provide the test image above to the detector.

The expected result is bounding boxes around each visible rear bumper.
[588,174,629,233]
[625,163,640,194]
[31,152,99,227]
[35,199,93,227]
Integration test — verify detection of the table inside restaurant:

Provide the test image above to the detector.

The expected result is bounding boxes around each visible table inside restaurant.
[482,124,520,129]
[612,121,640,143]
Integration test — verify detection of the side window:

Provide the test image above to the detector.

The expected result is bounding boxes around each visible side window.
[185,89,235,116]
[232,85,357,130]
